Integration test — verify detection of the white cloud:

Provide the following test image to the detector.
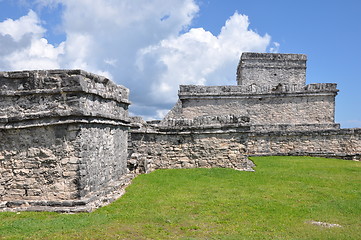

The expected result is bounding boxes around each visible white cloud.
[104,58,117,67]
[0,10,44,41]
[269,42,280,53]
[136,12,271,105]
[4,38,64,70]
[50,0,201,118]
[0,10,64,70]
[0,1,275,120]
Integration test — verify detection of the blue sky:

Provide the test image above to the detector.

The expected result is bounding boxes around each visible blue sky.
[0,0,360,127]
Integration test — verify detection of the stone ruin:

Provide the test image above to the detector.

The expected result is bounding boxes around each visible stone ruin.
[165,53,339,130]
[0,70,131,212]
[0,53,360,212]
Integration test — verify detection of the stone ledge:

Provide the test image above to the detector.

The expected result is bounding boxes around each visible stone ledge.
[250,153,361,161]
[247,127,361,137]
[0,106,130,125]
[160,115,250,127]
[179,92,338,100]
[240,52,307,61]
[0,70,130,124]
[0,174,135,213]
[178,83,338,97]
[250,123,340,132]
[0,116,131,129]
[157,125,250,133]
[130,125,250,135]
[0,69,130,104]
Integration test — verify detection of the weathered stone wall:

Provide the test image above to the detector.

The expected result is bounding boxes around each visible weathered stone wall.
[129,122,361,177]
[0,123,130,212]
[74,124,129,200]
[0,125,79,203]
[248,128,361,160]
[0,70,131,212]
[165,83,339,129]
[129,116,255,174]
[129,132,253,173]
[237,52,307,86]
[181,95,335,125]
[0,70,129,124]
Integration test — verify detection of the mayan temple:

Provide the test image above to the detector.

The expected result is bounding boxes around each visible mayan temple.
[0,53,360,212]
[164,53,339,131]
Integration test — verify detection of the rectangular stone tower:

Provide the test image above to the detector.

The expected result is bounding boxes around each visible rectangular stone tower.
[237,52,307,87]
[0,70,130,212]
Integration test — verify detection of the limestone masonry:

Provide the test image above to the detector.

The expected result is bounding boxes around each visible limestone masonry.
[1,53,360,212]
[0,70,131,212]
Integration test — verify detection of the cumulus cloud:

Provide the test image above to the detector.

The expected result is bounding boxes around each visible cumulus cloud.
[0,1,274,119]
[0,10,64,70]
[137,12,271,109]
[0,10,44,41]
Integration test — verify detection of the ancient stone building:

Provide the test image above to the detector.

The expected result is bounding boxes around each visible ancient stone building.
[164,53,339,131]
[0,70,131,212]
[0,53,360,212]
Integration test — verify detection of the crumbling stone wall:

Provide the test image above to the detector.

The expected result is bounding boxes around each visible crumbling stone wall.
[247,128,361,160]
[165,83,338,130]
[128,115,255,174]
[0,125,79,203]
[0,70,131,212]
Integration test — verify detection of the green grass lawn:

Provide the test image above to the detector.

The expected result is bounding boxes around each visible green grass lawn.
[0,156,360,239]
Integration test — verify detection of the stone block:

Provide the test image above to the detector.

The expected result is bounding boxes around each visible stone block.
[0,70,131,213]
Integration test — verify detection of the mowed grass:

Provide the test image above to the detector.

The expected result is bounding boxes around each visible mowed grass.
[0,156,360,239]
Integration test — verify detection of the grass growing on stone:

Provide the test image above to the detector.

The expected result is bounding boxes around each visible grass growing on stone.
[0,156,360,239]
